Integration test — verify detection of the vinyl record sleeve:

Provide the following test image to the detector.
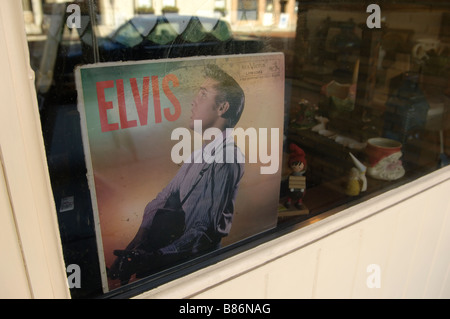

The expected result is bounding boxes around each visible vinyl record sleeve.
[75,53,285,292]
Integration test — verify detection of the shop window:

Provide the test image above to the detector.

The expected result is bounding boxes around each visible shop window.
[279,0,288,14]
[162,0,176,6]
[136,0,154,14]
[263,0,274,26]
[237,0,259,21]
[137,0,153,7]
[24,0,450,298]
[215,0,226,9]
[214,0,227,16]
[266,0,274,12]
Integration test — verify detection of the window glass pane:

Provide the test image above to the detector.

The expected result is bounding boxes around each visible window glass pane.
[137,0,153,7]
[238,0,258,21]
[215,0,226,9]
[163,0,176,7]
[24,0,450,299]
[266,0,274,12]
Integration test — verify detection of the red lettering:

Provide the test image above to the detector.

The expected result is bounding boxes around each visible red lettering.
[117,79,137,129]
[96,74,180,132]
[162,74,181,122]
[96,80,119,132]
[151,76,162,123]
[130,77,150,126]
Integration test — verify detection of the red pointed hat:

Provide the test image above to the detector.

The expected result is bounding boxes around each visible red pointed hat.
[289,143,307,166]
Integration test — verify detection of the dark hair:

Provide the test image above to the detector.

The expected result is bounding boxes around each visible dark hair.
[204,64,245,128]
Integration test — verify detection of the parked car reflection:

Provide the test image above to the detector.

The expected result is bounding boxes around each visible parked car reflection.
[59,15,264,78]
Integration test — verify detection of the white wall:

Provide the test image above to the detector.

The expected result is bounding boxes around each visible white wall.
[1,1,449,299]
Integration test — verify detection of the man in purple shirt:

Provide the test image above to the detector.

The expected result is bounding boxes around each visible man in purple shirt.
[108,64,245,284]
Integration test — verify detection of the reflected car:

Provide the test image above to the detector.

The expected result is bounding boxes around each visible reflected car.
[105,15,263,59]
[49,15,265,99]
[59,15,264,75]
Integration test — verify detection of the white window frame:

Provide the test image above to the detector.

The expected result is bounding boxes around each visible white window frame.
[0,1,69,298]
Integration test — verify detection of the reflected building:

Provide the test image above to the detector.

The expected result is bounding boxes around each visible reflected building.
[22,0,299,37]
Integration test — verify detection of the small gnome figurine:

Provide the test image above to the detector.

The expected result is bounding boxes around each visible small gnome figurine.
[285,143,307,210]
